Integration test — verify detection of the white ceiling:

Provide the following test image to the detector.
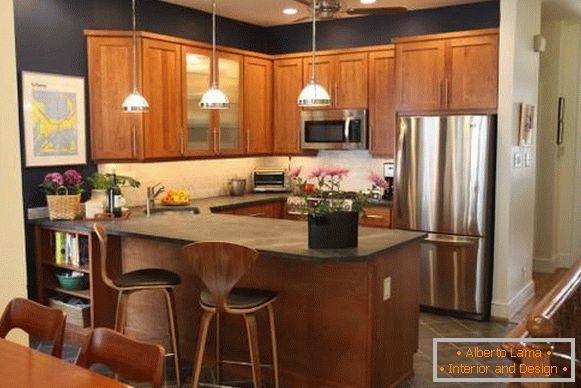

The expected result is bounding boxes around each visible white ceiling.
[161,0,491,27]
[542,0,581,20]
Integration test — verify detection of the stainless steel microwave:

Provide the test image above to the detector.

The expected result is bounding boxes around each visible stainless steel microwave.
[301,109,368,150]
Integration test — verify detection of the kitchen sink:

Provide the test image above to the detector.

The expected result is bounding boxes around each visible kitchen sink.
[145,207,200,215]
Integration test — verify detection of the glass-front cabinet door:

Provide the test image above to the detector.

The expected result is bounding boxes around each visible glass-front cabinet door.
[217,52,244,154]
[182,46,215,156]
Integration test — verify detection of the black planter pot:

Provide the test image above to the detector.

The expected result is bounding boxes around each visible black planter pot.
[308,211,359,249]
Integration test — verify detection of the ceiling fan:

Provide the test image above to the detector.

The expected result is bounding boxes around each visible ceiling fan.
[291,0,407,22]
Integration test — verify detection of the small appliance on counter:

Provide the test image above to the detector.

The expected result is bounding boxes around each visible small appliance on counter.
[228,178,247,196]
[383,162,395,200]
[252,169,290,193]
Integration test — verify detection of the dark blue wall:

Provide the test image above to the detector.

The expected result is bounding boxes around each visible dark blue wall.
[14,0,499,297]
[265,0,499,54]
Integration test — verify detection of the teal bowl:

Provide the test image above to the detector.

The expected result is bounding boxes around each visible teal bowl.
[56,274,88,290]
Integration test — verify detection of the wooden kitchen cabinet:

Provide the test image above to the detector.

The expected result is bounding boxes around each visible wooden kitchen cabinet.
[243,56,273,154]
[273,58,303,154]
[216,52,244,155]
[87,36,143,160]
[395,40,446,112]
[394,29,498,113]
[369,50,396,157]
[213,200,286,219]
[447,34,498,110]
[142,38,182,159]
[303,52,368,109]
[360,206,392,228]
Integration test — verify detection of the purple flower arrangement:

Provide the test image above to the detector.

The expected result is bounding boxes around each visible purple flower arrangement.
[39,169,84,195]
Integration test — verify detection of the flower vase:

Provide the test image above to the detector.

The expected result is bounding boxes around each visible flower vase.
[307,211,359,249]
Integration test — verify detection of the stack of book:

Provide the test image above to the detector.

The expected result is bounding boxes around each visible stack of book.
[54,232,89,267]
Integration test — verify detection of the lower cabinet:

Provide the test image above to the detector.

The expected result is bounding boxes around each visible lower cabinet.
[360,206,393,228]
[214,201,286,219]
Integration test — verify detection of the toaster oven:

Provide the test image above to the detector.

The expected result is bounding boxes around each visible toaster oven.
[252,169,290,192]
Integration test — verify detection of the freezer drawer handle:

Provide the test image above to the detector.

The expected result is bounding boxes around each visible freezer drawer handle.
[424,237,475,246]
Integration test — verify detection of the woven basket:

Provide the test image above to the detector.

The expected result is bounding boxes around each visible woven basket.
[46,187,81,220]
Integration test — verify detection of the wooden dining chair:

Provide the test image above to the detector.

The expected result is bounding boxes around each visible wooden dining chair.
[76,327,165,388]
[0,298,66,358]
[182,241,280,388]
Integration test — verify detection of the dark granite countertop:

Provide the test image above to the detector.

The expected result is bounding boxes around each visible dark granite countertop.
[29,194,419,263]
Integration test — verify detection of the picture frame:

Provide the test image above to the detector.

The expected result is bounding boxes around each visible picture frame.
[518,103,536,146]
[21,71,86,167]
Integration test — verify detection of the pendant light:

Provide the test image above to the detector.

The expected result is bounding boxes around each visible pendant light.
[122,0,149,112]
[298,0,331,107]
[199,0,229,109]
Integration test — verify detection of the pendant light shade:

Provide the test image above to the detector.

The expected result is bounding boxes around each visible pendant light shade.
[123,0,149,112]
[199,83,230,109]
[298,0,331,107]
[122,90,149,112]
[298,79,331,107]
[200,0,229,110]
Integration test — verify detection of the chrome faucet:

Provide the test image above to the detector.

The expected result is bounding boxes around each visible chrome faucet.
[146,183,165,216]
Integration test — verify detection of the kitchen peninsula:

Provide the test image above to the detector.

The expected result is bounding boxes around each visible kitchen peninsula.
[32,194,424,388]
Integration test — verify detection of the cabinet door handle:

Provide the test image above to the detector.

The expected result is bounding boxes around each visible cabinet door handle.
[365,214,385,219]
[334,82,338,105]
[179,128,184,155]
[131,125,137,158]
[247,128,251,152]
[213,130,218,153]
[444,78,449,108]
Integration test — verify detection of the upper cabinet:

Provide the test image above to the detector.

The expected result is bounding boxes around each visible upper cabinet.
[394,29,498,113]
[369,50,396,158]
[216,52,244,155]
[273,58,303,154]
[87,36,143,161]
[142,39,182,159]
[244,57,273,154]
[303,52,368,109]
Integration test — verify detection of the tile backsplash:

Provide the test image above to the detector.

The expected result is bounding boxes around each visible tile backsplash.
[99,151,391,206]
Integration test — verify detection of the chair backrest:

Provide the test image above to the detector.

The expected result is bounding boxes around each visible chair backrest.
[181,241,259,311]
[93,223,116,290]
[76,327,164,388]
[0,298,66,358]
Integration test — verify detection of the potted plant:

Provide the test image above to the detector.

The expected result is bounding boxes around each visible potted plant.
[290,166,369,249]
[87,172,140,202]
[39,170,84,220]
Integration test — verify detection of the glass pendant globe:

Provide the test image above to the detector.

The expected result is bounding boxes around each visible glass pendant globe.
[298,79,331,107]
[122,90,149,112]
[199,84,230,109]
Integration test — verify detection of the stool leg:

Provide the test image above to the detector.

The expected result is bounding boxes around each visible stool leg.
[215,311,221,385]
[163,288,181,387]
[267,305,280,388]
[243,313,262,388]
[114,291,129,334]
[193,310,215,388]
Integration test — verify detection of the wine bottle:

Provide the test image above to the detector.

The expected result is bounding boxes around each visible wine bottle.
[107,173,122,217]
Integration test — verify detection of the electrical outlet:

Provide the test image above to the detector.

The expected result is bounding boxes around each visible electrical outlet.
[524,151,531,167]
[383,277,392,301]
[513,149,523,168]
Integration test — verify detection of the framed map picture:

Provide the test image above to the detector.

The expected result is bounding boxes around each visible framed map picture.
[22,72,86,167]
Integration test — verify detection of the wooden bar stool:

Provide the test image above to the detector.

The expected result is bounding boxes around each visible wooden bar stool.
[94,223,182,386]
[182,241,279,388]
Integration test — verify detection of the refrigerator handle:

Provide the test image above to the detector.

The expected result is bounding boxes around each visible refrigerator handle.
[424,235,477,247]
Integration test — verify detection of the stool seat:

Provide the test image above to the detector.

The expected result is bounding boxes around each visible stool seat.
[201,288,277,310]
[113,269,181,288]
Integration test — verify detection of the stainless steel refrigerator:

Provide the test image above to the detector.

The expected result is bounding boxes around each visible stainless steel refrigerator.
[394,115,496,320]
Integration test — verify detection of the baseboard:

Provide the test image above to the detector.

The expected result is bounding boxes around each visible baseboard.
[533,256,557,273]
[491,280,535,321]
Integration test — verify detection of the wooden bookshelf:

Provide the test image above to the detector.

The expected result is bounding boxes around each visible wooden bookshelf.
[34,225,121,345]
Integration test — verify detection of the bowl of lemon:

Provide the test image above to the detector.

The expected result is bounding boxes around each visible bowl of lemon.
[161,189,191,206]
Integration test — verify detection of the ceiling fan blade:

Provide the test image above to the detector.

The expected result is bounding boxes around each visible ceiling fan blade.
[292,15,314,23]
[292,0,313,7]
[346,6,408,16]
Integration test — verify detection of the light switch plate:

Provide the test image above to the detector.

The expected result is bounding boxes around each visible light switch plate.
[513,149,523,168]
[383,277,392,301]
[524,151,531,167]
